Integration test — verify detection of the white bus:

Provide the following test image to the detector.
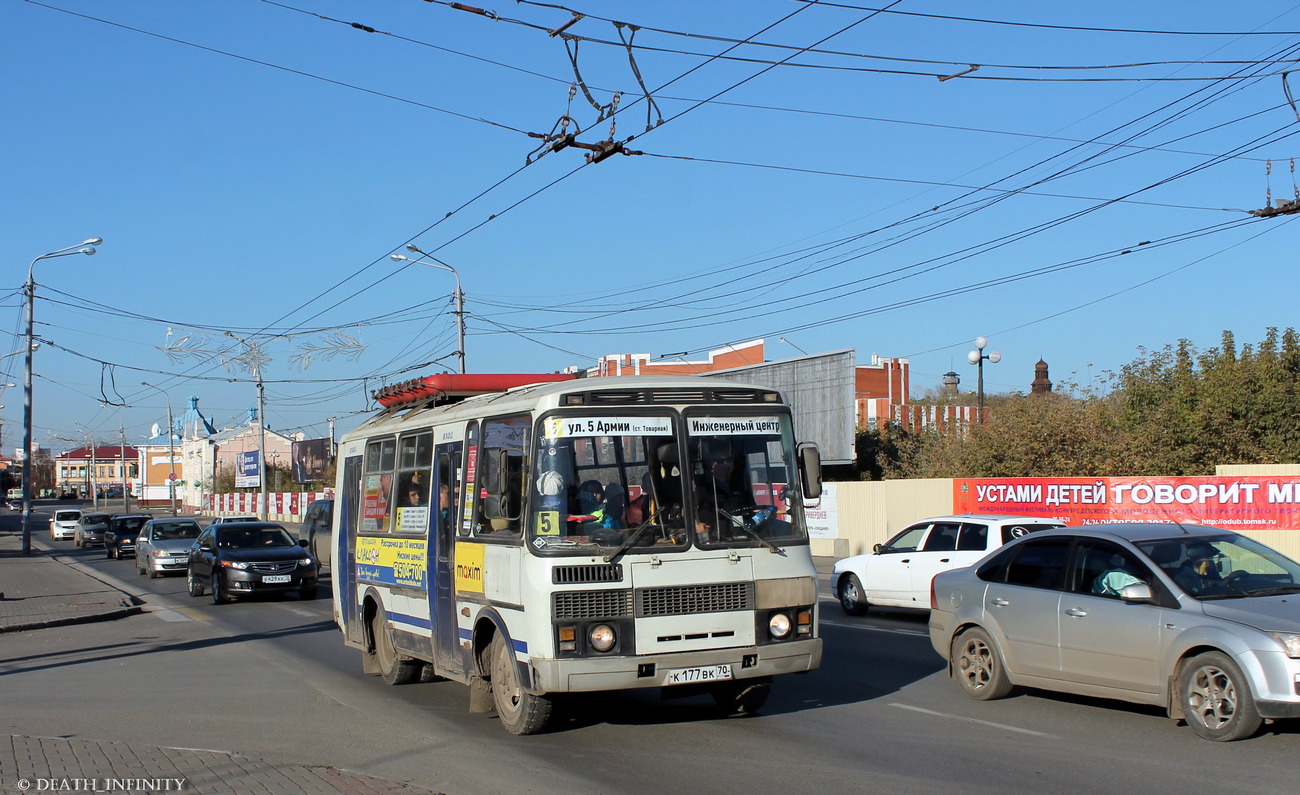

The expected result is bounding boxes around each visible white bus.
[331,373,824,734]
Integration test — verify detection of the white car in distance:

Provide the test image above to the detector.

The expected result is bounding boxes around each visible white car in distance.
[50,508,83,541]
[831,514,1066,614]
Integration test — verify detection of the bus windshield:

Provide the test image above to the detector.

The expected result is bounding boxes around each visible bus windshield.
[686,414,806,550]
[528,412,808,554]
[530,415,687,554]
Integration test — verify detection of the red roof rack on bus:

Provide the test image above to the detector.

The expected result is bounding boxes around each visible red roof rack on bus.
[372,373,577,408]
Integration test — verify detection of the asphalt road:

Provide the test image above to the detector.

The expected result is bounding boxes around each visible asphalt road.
[8,507,1300,794]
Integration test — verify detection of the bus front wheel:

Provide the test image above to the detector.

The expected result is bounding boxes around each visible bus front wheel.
[491,635,552,735]
[711,676,772,716]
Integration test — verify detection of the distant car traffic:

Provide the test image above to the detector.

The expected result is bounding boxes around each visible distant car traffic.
[216,515,260,523]
[302,498,334,568]
[831,514,1066,614]
[929,523,1300,742]
[74,513,114,547]
[104,514,150,559]
[49,508,83,541]
[186,522,319,604]
[135,517,203,578]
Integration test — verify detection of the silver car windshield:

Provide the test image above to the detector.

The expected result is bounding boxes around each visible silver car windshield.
[1137,535,1300,599]
[153,522,200,541]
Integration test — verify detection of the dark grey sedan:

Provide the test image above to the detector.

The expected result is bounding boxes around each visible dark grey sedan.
[929,523,1300,742]
[186,522,319,604]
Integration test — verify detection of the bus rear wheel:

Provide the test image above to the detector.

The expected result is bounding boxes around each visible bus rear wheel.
[491,635,552,735]
[372,608,419,686]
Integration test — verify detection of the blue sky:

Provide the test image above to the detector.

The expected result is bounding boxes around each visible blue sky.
[5,0,1299,452]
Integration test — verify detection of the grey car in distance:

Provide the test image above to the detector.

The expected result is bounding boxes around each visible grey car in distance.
[75,513,113,547]
[929,523,1300,741]
[136,517,203,578]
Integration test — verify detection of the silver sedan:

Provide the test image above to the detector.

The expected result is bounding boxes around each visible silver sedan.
[929,523,1300,741]
[136,517,203,578]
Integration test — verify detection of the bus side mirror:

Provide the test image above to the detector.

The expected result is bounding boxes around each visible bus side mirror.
[483,447,523,522]
[798,442,822,500]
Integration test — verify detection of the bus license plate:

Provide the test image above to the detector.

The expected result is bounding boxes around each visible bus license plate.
[665,665,733,684]
[262,574,291,584]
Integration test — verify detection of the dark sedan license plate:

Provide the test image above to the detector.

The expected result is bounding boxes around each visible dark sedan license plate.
[262,574,291,584]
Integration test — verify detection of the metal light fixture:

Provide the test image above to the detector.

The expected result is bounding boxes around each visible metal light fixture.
[391,247,466,374]
[22,238,101,554]
[967,336,1001,423]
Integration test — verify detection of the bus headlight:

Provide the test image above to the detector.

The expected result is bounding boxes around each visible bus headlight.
[768,612,792,640]
[589,624,617,653]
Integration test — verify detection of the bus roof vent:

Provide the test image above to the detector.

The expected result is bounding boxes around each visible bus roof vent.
[576,387,774,405]
[553,563,624,585]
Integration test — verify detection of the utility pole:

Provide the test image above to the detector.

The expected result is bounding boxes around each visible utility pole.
[119,426,129,512]
[257,375,267,520]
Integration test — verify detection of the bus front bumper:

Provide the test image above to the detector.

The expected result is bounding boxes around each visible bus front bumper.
[529,637,822,693]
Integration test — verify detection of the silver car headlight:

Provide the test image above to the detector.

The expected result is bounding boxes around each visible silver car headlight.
[1270,632,1300,658]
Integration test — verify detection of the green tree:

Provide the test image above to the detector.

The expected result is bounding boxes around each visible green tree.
[859,328,1300,479]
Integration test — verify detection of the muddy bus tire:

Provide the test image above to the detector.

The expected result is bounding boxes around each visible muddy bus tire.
[491,635,552,735]
[711,677,772,716]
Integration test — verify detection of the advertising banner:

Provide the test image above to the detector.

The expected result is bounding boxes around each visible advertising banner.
[355,535,427,590]
[236,451,261,489]
[292,438,331,484]
[804,482,839,540]
[954,476,1300,531]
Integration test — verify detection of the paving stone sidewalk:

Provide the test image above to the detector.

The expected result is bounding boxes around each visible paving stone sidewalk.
[0,522,440,795]
[0,523,142,633]
[0,735,439,795]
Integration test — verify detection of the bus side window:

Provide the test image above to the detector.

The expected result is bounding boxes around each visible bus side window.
[474,415,529,538]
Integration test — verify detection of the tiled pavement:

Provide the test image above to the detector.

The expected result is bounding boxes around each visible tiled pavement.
[0,517,438,795]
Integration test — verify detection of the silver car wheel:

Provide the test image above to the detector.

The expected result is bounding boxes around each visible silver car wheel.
[953,627,1012,701]
[1180,652,1262,741]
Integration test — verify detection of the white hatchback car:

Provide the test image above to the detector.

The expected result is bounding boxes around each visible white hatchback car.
[831,514,1066,613]
[49,508,83,541]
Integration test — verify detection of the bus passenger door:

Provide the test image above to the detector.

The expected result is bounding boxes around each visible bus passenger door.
[339,453,365,645]
[430,443,464,677]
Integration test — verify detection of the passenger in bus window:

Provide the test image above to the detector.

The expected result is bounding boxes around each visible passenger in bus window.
[571,480,607,525]
[438,483,451,531]
[603,482,626,530]
[403,473,426,506]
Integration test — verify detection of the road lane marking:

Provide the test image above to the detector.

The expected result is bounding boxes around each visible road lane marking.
[819,618,928,637]
[147,606,210,622]
[148,608,192,622]
[889,703,1057,738]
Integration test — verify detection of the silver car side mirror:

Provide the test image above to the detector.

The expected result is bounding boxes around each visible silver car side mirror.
[1119,583,1153,602]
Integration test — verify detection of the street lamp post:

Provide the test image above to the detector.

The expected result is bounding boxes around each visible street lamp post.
[23,238,100,554]
[391,246,465,374]
[140,382,178,516]
[966,336,1001,423]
